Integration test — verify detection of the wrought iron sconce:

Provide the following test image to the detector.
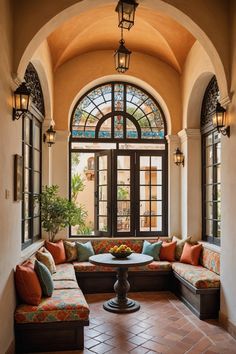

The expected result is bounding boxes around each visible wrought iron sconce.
[13,82,31,120]
[173,148,184,166]
[43,125,56,147]
[114,28,131,73]
[212,102,230,137]
[115,0,139,30]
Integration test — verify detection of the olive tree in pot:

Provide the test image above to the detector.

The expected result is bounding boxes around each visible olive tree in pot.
[36,185,87,242]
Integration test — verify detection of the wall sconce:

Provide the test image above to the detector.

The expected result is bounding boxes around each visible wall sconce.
[212,102,230,137]
[115,0,139,30]
[43,125,56,147]
[114,28,131,73]
[173,148,184,166]
[13,82,31,120]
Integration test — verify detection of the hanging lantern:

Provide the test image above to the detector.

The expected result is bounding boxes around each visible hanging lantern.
[13,82,31,120]
[212,102,230,137]
[115,0,139,30]
[173,148,184,166]
[43,125,56,147]
[114,39,131,73]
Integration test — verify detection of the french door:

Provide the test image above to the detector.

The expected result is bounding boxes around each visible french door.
[94,150,167,237]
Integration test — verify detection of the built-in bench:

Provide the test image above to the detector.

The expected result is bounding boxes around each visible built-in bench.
[14,238,220,353]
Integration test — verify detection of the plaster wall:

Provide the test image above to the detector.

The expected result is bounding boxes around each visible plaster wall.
[53,50,182,134]
[220,0,236,329]
[0,1,21,352]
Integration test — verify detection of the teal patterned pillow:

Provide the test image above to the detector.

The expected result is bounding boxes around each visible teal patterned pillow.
[76,241,95,262]
[34,259,54,297]
[142,240,163,261]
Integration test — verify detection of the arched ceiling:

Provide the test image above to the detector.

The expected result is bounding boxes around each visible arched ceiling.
[47,4,195,73]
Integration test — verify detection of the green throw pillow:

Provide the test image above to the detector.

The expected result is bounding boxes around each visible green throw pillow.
[34,259,54,297]
[142,240,162,261]
[76,241,95,262]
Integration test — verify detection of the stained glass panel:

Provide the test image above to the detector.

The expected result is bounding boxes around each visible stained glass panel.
[71,82,165,140]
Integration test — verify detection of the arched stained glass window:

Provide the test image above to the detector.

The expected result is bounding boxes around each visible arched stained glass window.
[71,82,166,141]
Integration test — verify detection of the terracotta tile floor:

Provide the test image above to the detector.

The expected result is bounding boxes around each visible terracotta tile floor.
[35,292,236,354]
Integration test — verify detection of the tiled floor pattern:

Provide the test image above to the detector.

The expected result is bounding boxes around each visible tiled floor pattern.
[35,292,236,354]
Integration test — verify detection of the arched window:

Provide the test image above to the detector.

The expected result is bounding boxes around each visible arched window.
[201,76,221,246]
[71,82,166,141]
[70,82,168,238]
[22,63,44,249]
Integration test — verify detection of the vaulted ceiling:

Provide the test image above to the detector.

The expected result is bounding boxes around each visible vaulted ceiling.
[47,4,195,73]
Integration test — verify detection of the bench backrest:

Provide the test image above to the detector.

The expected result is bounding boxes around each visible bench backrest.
[200,247,220,275]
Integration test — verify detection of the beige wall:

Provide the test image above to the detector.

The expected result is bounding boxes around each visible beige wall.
[220,0,236,329]
[0,1,20,353]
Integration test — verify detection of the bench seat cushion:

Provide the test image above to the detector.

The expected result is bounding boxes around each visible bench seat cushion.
[172,262,220,289]
[15,288,89,324]
[53,280,79,290]
[52,263,76,281]
[73,261,172,272]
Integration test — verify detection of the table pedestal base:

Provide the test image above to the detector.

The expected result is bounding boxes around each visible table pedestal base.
[103,298,140,313]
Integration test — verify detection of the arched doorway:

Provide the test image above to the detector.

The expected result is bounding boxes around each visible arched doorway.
[69,81,168,237]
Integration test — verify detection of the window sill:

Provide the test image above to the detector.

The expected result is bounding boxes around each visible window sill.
[200,241,221,254]
[21,239,44,263]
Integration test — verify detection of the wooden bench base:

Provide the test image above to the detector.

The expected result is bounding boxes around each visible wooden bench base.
[15,320,89,353]
[76,271,172,294]
[172,271,220,319]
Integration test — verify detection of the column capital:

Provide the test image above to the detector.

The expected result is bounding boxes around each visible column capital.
[165,134,180,144]
[178,128,201,143]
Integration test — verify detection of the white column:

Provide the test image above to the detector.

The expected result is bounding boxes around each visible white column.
[178,128,201,241]
[166,134,181,237]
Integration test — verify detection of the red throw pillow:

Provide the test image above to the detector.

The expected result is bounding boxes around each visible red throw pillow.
[180,242,202,266]
[45,240,66,264]
[160,241,177,262]
[15,260,42,305]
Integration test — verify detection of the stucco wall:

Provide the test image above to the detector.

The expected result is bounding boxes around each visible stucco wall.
[0,1,20,353]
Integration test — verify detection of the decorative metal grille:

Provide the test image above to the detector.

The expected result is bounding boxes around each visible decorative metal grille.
[201,76,219,131]
[24,62,45,116]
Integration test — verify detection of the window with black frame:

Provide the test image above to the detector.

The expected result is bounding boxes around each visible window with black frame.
[201,76,221,246]
[21,63,44,249]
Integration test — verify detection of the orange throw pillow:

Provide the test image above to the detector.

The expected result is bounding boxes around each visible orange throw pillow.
[45,240,66,264]
[160,241,177,262]
[180,242,202,266]
[15,260,42,305]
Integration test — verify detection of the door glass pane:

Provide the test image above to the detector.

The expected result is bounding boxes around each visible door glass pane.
[33,198,40,216]
[217,222,221,237]
[206,202,213,219]
[99,217,107,231]
[24,220,29,241]
[151,185,162,200]
[140,216,150,231]
[217,202,221,220]
[117,155,130,169]
[151,201,162,215]
[206,134,212,146]
[117,186,130,200]
[99,186,107,201]
[34,150,40,170]
[151,216,162,231]
[140,186,150,200]
[205,185,212,201]
[140,156,150,169]
[140,201,150,216]
[117,201,130,215]
[206,167,213,184]
[216,143,221,163]
[117,171,130,185]
[24,194,29,218]
[99,171,107,185]
[216,184,221,201]
[217,165,221,183]
[151,170,162,185]
[33,217,40,236]
[99,155,107,170]
[99,201,107,216]
[151,156,162,169]
[34,172,40,193]
[140,170,149,185]
[24,145,30,167]
[117,217,130,232]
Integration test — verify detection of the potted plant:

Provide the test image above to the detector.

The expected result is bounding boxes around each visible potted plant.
[35,185,87,241]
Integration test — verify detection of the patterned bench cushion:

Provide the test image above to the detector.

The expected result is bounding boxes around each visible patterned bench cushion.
[92,239,144,254]
[53,280,79,290]
[172,262,220,289]
[52,263,76,281]
[200,247,220,275]
[73,261,171,272]
[15,288,89,324]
